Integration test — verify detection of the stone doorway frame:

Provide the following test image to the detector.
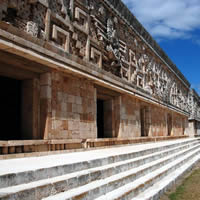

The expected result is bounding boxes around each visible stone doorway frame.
[95,85,120,138]
[140,106,150,137]
[0,50,49,140]
[167,113,173,136]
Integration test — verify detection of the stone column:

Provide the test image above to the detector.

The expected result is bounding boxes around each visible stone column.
[113,96,121,138]
[33,78,40,139]
[21,78,40,139]
[21,80,33,139]
[187,120,196,137]
[104,99,113,138]
[40,72,52,139]
[94,87,97,138]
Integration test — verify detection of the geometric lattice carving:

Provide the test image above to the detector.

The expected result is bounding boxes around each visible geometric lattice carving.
[74,7,89,34]
[26,21,39,37]
[0,0,195,114]
[52,25,70,53]
[91,47,102,68]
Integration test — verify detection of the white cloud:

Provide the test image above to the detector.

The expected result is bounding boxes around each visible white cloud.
[122,0,200,40]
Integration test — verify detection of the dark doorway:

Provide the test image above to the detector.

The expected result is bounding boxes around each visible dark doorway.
[0,76,22,140]
[141,108,145,137]
[96,85,119,139]
[182,118,185,135]
[167,114,172,136]
[140,107,150,137]
[97,99,104,138]
[97,99,114,138]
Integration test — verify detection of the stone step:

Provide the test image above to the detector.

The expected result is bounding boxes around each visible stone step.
[0,141,198,200]
[95,148,200,200]
[134,155,200,200]
[0,138,196,189]
[40,144,200,200]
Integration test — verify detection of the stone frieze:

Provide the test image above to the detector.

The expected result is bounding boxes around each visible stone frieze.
[0,0,197,114]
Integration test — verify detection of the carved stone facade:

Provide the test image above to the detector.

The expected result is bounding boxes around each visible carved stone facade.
[187,89,200,136]
[0,0,199,140]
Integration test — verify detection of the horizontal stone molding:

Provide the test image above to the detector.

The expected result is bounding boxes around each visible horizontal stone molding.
[0,136,188,159]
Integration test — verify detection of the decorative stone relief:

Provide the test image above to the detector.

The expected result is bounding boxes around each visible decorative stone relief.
[71,30,87,58]
[90,47,102,68]
[0,0,195,114]
[49,0,71,21]
[26,21,39,37]
[0,1,8,21]
[188,90,200,120]
[106,18,120,61]
[1,0,47,39]
[106,17,130,78]
[98,4,105,17]
[52,24,70,52]
[74,7,89,34]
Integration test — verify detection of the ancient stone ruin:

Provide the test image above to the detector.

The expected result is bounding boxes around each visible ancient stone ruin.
[0,0,200,153]
[1,1,200,200]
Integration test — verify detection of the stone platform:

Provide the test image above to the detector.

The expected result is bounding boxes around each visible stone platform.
[0,136,187,159]
[0,138,199,200]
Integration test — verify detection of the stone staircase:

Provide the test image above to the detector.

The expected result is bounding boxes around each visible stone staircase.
[0,138,199,200]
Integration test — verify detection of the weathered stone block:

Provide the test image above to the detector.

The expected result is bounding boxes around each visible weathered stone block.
[40,86,52,99]
[76,96,82,105]
[23,145,35,153]
[68,95,75,103]
[2,147,8,154]
[8,147,15,154]
[40,73,52,86]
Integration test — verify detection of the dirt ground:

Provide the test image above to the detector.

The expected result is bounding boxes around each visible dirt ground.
[160,161,200,200]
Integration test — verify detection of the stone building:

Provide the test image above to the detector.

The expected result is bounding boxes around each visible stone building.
[188,89,200,136]
[0,0,199,143]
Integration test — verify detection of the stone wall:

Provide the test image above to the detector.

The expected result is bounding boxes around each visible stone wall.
[0,0,192,116]
[150,106,167,137]
[0,0,196,140]
[40,72,97,139]
[188,120,200,136]
[37,71,188,139]
[174,113,187,136]
[118,96,140,138]
[196,122,200,135]
[39,75,187,139]
[115,95,187,138]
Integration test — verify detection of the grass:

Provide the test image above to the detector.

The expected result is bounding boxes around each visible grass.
[168,168,200,200]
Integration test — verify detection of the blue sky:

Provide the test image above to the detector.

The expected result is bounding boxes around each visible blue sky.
[122,0,200,94]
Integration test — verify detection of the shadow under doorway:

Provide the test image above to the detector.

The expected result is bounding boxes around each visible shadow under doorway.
[0,76,22,140]
[97,99,104,138]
